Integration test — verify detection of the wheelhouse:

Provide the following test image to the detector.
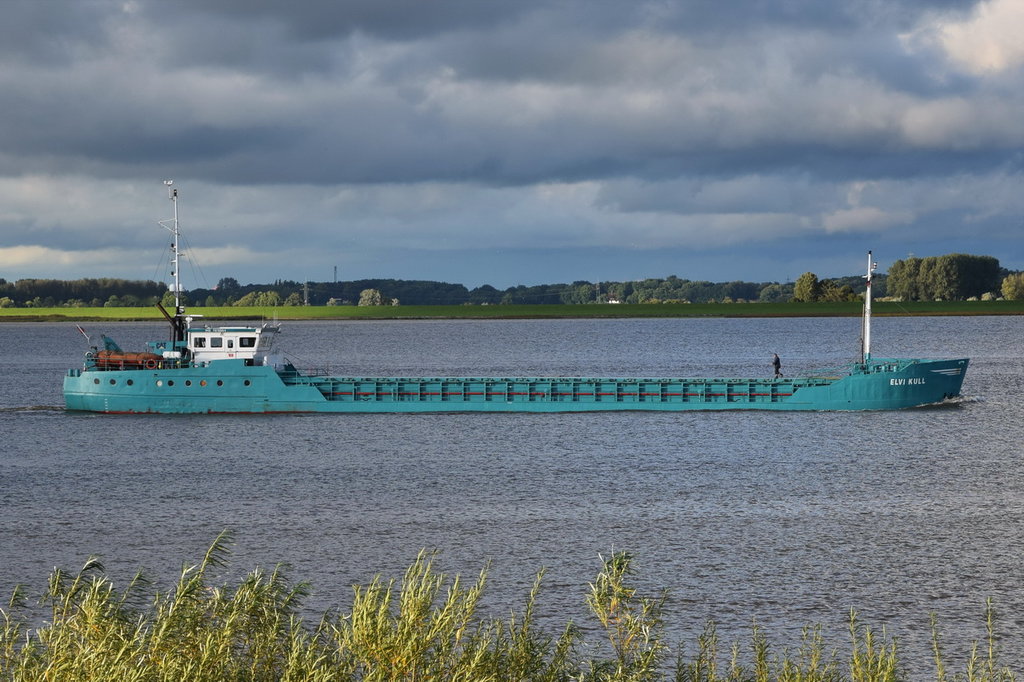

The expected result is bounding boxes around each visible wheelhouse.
[187,324,279,363]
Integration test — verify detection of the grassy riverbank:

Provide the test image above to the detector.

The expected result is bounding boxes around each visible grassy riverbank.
[0,535,1015,681]
[2,299,1023,322]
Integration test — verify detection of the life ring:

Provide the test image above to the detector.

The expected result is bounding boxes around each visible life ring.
[144,359,158,370]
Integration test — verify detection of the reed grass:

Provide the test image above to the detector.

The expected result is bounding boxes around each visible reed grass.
[0,535,1016,681]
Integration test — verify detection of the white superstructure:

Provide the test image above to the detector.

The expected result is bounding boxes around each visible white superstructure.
[186,323,280,364]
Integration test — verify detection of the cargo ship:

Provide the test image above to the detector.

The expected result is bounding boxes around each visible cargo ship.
[63,183,968,413]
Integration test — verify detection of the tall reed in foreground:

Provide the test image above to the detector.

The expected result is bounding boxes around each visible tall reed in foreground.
[0,536,1017,681]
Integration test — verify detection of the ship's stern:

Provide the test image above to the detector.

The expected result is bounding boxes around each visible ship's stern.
[63,369,102,412]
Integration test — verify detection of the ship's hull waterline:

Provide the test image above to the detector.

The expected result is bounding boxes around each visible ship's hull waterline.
[64,357,968,414]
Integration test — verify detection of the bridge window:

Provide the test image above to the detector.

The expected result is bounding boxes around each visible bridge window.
[193,337,206,348]
[240,337,256,348]
[210,338,223,348]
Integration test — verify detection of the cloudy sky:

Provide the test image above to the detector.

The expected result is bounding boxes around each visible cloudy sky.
[1,0,1022,289]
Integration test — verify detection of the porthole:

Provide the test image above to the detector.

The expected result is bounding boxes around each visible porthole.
[167,380,175,387]
[185,380,192,387]
[200,380,207,387]
[93,378,100,385]
[216,380,224,386]
[243,380,251,386]
[109,379,116,385]
[156,380,163,387]
[126,379,134,386]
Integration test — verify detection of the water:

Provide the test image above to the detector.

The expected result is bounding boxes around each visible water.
[1,315,1022,677]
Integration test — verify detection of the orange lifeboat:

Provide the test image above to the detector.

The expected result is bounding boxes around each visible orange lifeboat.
[93,350,163,370]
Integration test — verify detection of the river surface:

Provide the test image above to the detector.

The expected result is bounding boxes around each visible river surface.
[1,315,1022,677]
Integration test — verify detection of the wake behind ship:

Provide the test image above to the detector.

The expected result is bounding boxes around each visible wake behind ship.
[63,183,968,414]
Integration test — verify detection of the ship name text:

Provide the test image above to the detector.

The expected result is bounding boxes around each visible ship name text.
[890,378,926,386]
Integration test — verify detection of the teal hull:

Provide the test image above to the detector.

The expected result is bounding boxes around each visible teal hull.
[63,357,968,413]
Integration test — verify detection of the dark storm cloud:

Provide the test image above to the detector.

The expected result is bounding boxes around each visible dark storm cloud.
[170,0,532,41]
[1,0,1016,185]
[165,0,974,41]
[0,1,110,64]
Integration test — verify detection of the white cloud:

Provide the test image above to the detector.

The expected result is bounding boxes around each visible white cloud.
[0,245,133,269]
[905,0,1024,75]
[0,175,155,236]
[824,181,917,233]
[822,206,914,233]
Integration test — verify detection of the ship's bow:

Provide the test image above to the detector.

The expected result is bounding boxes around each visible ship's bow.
[862,357,969,409]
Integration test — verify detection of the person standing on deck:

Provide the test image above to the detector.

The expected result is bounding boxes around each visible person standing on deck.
[772,353,783,379]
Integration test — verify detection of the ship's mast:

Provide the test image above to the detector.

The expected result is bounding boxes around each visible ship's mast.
[158,180,186,342]
[862,250,877,364]
[167,180,181,310]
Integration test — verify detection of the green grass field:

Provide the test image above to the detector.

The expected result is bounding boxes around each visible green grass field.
[2,299,1023,322]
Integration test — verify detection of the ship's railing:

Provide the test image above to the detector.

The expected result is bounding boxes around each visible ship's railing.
[277,366,331,377]
[860,358,923,373]
[81,358,192,371]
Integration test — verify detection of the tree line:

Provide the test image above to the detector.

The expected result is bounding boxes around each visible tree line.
[792,254,1012,302]
[0,275,800,307]
[885,254,1001,301]
[2,252,1019,308]
[0,278,167,308]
